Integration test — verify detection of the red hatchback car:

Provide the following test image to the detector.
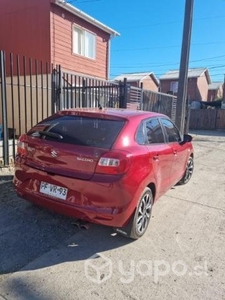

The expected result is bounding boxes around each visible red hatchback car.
[14,108,194,239]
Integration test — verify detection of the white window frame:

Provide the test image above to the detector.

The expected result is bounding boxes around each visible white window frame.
[170,81,178,93]
[72,25,96,60]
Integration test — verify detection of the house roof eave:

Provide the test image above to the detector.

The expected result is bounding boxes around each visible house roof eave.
[202,69,211,85]
[160,68,212,84]
[141,73,159,87]
[114,72,159,86]
[54,0,120,38]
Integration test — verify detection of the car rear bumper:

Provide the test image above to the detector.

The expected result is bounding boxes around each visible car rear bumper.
[14,165,137,228]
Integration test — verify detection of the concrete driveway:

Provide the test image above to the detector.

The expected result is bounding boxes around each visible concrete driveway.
[0,130,225,300]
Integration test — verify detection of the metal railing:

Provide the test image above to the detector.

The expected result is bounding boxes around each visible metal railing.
[61,69,121,110]
[0,50,54,166]
[0,50,177,167]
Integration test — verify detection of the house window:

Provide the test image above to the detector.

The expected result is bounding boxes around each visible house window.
[73,26,96,59]
[170,81,178,93]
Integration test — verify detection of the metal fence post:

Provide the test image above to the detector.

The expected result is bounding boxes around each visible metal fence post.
[140,82,144,110]
[123,78,128,108]
[82,78,87,107]
[0,50,9,166]
[51,67,57,114]
[57,65,62,110]
[52,65,62,112]
[119,78,128,108]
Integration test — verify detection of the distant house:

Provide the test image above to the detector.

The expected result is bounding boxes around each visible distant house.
[113,72,159,92]
[207,82,224,102]
[0,0,119,80]
[160,68,211,101]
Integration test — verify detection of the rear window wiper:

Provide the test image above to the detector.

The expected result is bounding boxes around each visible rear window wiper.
[31,131,63,140]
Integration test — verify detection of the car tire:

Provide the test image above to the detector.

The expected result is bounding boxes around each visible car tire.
[178,156,194,185]
[129,187,153,240]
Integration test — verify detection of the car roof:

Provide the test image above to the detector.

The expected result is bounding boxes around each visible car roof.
[57,108,166,121]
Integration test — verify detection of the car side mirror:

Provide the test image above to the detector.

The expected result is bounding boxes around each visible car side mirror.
[180,134,192,144]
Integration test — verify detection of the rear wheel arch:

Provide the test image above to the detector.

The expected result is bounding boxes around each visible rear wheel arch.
[178,155,194,185]
[147,182,156,203]
[114,182,156,239]
[129,186,154,239]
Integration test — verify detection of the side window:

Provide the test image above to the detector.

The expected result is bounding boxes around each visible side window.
[145,118,165,144]
[161,119,181,143]
[136,122,145,145]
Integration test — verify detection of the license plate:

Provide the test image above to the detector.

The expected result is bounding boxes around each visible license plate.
[40,181,68,200]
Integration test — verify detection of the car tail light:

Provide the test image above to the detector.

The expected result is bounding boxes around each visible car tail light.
[17,134,28,157]
[95,151,131,175]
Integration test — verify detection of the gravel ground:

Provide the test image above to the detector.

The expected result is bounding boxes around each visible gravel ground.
[0,130,225,300]
[0,182,80,282]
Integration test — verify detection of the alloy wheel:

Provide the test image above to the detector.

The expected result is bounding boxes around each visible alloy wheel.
[136,192,152,235]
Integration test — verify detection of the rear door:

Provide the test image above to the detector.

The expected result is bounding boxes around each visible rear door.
[160,118,190,186]
[143,118,174,196]
[25,115,125,180]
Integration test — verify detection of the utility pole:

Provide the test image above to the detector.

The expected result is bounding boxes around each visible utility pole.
[221,74,225,109]
[175,0,194,136]
[223,74,225,102]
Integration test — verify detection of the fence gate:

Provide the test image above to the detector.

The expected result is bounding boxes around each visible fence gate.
[60,69,122,110]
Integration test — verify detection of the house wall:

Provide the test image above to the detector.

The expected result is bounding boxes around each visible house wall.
[141,77,158,92]
[160,75,208,101]
[207,90,217,102]
[160,79,178,95]
[218,85,224,99]
[196,75,208,101]
[0,0,51,62]
[128,82,139,88]
[127,77,158,92]
[186,78,199,100]
[207,85,223,101]
[50,4,110,80]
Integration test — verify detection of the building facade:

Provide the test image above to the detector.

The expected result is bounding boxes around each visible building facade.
[0,0,119,80]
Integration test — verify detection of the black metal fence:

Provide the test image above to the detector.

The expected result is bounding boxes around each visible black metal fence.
[0,50,177,167]
[60,68,122,110]
[0,50,54,166]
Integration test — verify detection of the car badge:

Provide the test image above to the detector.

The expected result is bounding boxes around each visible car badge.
[51,150,58,158]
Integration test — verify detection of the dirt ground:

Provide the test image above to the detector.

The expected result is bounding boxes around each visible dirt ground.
[0,130,225,300]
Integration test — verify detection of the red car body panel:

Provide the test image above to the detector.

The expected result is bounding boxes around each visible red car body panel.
[13,109,193,228]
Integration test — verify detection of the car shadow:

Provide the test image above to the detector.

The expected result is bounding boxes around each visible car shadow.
[0,183,133,276]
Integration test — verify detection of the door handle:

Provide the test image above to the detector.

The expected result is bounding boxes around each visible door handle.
[153,155,159,161]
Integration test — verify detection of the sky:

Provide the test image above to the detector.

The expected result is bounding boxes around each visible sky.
[67,0,225,83]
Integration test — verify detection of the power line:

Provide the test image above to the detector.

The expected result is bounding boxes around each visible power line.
[117,15,225,30]
[111,54,225,69]
[112,41,225,52]
[110,65,225,78]
[208,65,225,70]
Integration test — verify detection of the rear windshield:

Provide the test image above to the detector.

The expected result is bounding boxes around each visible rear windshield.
[28,115,125,149]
